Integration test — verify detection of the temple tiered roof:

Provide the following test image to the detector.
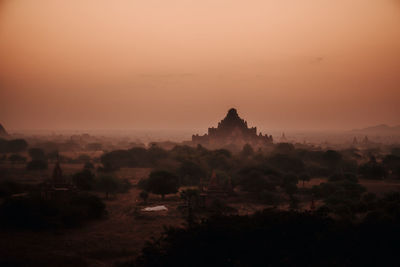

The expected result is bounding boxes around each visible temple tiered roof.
[192,108,272,148]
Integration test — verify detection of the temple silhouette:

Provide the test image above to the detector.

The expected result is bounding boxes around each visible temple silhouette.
[192,108,273,148]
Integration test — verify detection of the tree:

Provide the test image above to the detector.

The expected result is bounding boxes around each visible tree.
[46,150,60,163]
[299,173,310,187]
[180,188,200,206]
[359,158,386,179]
[8,154,27,164]
[28,148,46,161]
[180,188,200,227]
[323,150,343,171]
[241,144,254,158]
[5,139,28,153]
[236,170,270,193]
[178,160,207,186]
[139,190,149,203]
[86,142,103,151]
[268,154,305,174]
[146,171,179,200]
[26,159,48,170]
[273,142,295,154]
[283,174,298,186]
[95,175,119,199]
[282,174,298,197]
[284,183,298,197]
[84,161,95,169]
[77,154,91,163]
[259,190,281,207]
[73,169,95,190]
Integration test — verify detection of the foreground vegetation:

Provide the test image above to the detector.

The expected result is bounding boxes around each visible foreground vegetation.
[130,208,400,267]
[0,139,400,265]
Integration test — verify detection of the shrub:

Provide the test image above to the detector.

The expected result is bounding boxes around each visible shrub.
[94,175,120,199]
[0,193,105,230]
[145,170,179,199]
[28,148,46,161]
[259,190,281,206]
[26,159,48,170]
[73,169,95,190]
[139,191,149,203]
[8,154,27,164]
[0,180,25,198]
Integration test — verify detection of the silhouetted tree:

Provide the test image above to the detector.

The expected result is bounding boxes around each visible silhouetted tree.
[178,160,207,186]
[28,148,46,161]
[8,154,26,164]
[73,169,95,190]
[77,154,91,163]
[359,157,386,179]
[95,175,119,199]
[84,161,95,169]
[26,159,48,170]
[46,150,60,163]
[146,171,179,200]
[139,190,149,203]
[299,173,310,187]
[241,144,254,158]
[3,139,28,153]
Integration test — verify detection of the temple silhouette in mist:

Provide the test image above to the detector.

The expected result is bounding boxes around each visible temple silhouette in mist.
[192,108,273,148]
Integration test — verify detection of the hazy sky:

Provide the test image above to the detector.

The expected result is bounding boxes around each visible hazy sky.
[1,0,399,133]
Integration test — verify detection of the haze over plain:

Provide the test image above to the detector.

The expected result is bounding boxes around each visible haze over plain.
[1,0,399,132]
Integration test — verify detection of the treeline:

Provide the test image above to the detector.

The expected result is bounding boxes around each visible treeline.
[102,143,400,216]
[100,143,400,183]
[129,209,400,267]
[0,138,28,153]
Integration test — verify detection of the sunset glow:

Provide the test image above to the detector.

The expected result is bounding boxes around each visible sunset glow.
[1,0,399,131]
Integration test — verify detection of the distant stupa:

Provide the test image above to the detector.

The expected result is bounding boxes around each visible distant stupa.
[280,132,288,142]
[0,124,8,137]
[192,108,273,147]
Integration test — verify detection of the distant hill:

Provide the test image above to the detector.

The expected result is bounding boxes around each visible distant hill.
[351,124,400,134]
[0,123,8,136]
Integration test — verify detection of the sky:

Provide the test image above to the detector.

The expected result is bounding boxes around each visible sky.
[0,0,399,133]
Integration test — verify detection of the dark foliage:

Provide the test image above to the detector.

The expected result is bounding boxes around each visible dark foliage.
[0,138,28,153]
[73,169,95,190]
[28,148,46,161]
[359,158,387,179]
[132,210,400,267]
[8,153,27,163]
[84,161,95,169]
[94,175,131,199]
[0,180,31,198]
[26,159,48,170]
[177,160,207,186]
[0,193,105,230]
[144,170,179,199]
[234,165,280,193]
[383,154,400,179]
[267,154,305,174]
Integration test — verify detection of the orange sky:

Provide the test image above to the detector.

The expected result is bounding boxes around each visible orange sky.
[0,0,399,132]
